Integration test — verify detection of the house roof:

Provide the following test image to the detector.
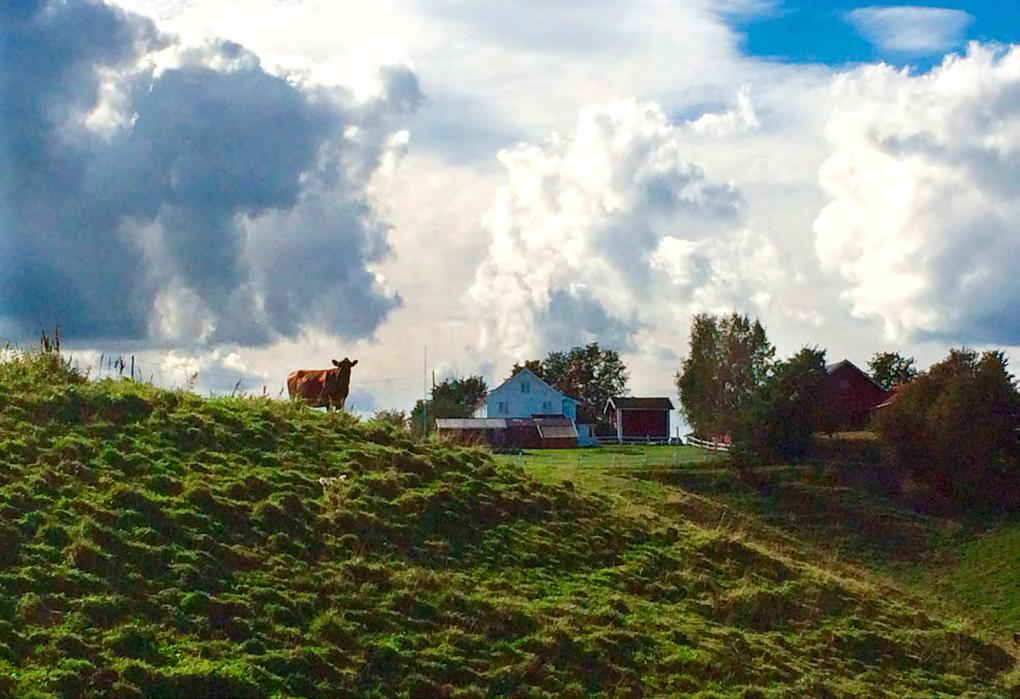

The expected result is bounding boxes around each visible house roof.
[435,418,507,430]
[605,397,675,412]
[490,368,578,403]
[825,359,887,392]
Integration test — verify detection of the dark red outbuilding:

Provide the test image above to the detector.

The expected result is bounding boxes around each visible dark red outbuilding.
[604,397,674,441]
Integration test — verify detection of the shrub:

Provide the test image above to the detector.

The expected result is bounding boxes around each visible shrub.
[734,347,828,465]
[876,348,1020,511]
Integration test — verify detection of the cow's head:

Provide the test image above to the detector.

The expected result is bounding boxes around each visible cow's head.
[332,358,358,373]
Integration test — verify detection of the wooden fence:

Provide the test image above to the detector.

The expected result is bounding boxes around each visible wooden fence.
[684,434,732,452]
[594,436,682,446]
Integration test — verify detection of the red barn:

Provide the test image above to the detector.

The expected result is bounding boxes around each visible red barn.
[823,360,891,431]
[604,397,674,442]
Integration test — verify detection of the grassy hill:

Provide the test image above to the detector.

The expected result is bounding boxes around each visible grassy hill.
[507,444,1020,688]
[624,456,1020,644]
[0,352,1015,697]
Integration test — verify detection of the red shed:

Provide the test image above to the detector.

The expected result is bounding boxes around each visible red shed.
[823,360,891,430]
[604,397,674,441]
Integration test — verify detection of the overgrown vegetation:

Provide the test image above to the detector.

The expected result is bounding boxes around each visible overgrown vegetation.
[875,348,1020,512]
[0,349,1014,697]
[734,347,830,465]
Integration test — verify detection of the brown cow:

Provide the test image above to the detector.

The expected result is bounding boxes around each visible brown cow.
[287,358,358,412]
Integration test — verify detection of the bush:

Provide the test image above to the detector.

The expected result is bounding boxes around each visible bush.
[876,349,1020,511]
[734,348,828,464]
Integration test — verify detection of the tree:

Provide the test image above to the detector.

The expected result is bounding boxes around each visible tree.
[876,348,1020,510]
[676,312,774,437]
[736,347,828,464]
[868,351,917,390]
[511,343,629,424]
[410,375,488,436]
[508,359,545,381]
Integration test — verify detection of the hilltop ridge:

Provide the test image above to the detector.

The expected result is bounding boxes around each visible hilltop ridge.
[0,352,1013,697]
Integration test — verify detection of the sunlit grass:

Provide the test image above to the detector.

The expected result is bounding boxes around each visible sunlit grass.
[0,350,1014,696]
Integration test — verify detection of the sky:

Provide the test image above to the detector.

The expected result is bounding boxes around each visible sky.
[2,0,1020,421]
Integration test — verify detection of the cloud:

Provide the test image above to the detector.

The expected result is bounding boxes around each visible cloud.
[688,85,760,137]
[0,0,418,345]
[815,44,1020,345]
[847,6,973,55]
[469,98,778,360]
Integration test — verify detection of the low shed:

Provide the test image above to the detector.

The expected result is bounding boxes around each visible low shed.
[604,397,674,441]
[435,418,509,446]
[435,416,578,449]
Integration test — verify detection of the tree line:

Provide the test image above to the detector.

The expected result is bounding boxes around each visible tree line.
[676,312,1020,511]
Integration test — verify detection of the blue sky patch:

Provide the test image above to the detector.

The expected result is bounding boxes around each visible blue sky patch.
[733,2,1020,69]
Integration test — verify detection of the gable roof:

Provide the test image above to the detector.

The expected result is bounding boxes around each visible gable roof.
[605,397,675,412]
[825,359,887,392]
[490,368,578,403]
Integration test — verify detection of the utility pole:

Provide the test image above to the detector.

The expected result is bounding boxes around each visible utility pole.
[422,346,428,436]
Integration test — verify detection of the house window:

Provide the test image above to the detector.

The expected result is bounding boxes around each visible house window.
[542,400,552,412]
[498,402,508,415]
[521,382,530,393]
[840,379,849,391]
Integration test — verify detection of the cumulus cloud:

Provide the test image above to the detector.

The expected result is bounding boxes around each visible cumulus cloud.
[0,0,418,345]
[815,44,1020,345]
[847,6,973,55]
[470,99,778,360]
[688,85,760,137]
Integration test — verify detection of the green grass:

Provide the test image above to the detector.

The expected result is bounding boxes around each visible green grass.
[512,445,1020,661]
[899,523,1020,639]
[0,352,1015,697]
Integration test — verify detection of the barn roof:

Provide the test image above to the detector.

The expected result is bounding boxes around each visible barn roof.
[825,359,887,392]
[605,397,675,412]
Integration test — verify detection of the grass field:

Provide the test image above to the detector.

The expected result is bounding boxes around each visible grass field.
[507,445,1020,658]
[1,352,1016,697]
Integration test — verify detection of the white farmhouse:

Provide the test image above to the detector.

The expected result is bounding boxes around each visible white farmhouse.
[477,369,578,420]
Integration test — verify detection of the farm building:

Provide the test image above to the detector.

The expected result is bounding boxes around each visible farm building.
[436,416,578,449]
[823,360,891,430]
[604,397,674,442]
[872,383,905,413]
[478,368,578,420]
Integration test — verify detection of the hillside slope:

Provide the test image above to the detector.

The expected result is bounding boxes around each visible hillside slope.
[0,354,1013,697]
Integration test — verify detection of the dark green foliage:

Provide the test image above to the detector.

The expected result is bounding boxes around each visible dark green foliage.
[0,349,1013,697]
[511,343,628,424]
[410,375,488,436]
[876,348,1020,511]
[735,348,829,464]
[868,351,918,390]
[677,313,774,437]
